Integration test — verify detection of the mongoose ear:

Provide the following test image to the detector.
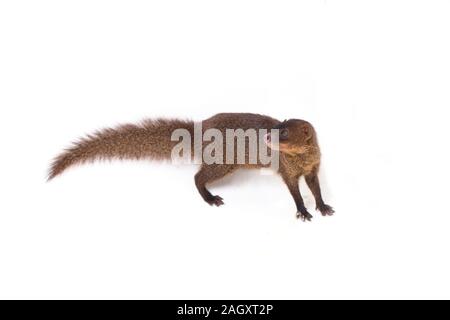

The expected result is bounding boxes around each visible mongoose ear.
[303,126,313,141]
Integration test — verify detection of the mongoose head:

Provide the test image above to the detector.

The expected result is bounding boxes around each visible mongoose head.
[264,119,317,155]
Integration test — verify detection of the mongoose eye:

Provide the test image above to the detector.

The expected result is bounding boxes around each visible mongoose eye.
[280,128,289,139]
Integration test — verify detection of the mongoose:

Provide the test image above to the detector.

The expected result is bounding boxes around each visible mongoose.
[48,113,334,221]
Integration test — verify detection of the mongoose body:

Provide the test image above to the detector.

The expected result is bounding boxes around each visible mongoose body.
[49,113,334,221]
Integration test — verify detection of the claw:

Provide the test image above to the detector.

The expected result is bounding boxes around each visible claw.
[317,204,334,216]
[206,195,224,207]
[297,211,313,222]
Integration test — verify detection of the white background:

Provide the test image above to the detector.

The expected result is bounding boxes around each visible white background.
[1,0,450,299]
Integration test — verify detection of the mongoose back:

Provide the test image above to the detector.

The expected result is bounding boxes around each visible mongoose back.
[48,113,334,221]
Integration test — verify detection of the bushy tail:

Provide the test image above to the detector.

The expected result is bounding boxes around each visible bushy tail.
[48,118,194,180]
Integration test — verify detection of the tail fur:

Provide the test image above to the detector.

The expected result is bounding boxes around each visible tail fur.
[48,118,194,180]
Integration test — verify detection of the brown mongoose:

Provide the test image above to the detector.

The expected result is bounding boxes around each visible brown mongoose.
[48,113,334,221]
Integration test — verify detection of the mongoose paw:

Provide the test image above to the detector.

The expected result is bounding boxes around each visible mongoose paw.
[296,210,313,222]
[206,195,224,207]
[317,204,334,216]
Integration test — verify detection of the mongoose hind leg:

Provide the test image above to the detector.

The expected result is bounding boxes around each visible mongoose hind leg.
[194,165,236,207]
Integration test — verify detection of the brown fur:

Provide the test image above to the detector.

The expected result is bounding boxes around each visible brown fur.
[48,118,194,180]
[48,113,333,220]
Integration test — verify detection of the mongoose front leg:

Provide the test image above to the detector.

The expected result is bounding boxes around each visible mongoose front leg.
[194,165,236,207]
[282,174,313,221]
[305,172,334,216]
